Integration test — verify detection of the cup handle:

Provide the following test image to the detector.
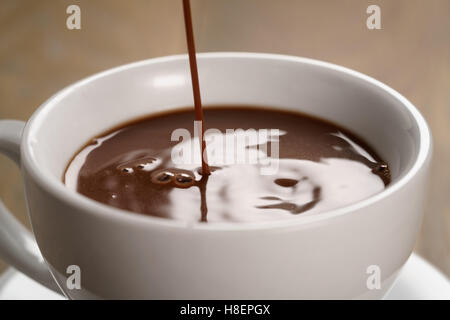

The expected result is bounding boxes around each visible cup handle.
[0,120,61,293]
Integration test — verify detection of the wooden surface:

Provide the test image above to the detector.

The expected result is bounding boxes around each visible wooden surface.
[1,0,449,280]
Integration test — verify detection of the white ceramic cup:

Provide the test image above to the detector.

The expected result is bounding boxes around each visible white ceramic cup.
[0,53,431,299]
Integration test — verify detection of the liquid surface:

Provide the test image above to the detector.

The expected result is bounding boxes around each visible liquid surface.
[65,107,391,223]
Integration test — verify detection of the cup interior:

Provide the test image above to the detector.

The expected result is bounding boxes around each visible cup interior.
[25,53,424,196]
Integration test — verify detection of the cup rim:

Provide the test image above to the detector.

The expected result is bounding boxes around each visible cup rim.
[21,52,432,230]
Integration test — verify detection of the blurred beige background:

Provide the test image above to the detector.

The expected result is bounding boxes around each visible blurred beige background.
[1,0,449,278]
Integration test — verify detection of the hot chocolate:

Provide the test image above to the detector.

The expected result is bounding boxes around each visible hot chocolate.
[64,106,391,223]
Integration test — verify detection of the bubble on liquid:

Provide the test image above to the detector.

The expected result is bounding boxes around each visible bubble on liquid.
[151,170,175,185]
[373,163,388,172]
[135,157,160,171]
[117,156,161,172]
[122,168,133,173]
[371,162,391,184]
[174,172,195,188]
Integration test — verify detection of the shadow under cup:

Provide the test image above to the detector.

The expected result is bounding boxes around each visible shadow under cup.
[23,53,430,299]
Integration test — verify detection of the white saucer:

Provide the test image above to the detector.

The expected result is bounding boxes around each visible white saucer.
[0,253,449,300]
